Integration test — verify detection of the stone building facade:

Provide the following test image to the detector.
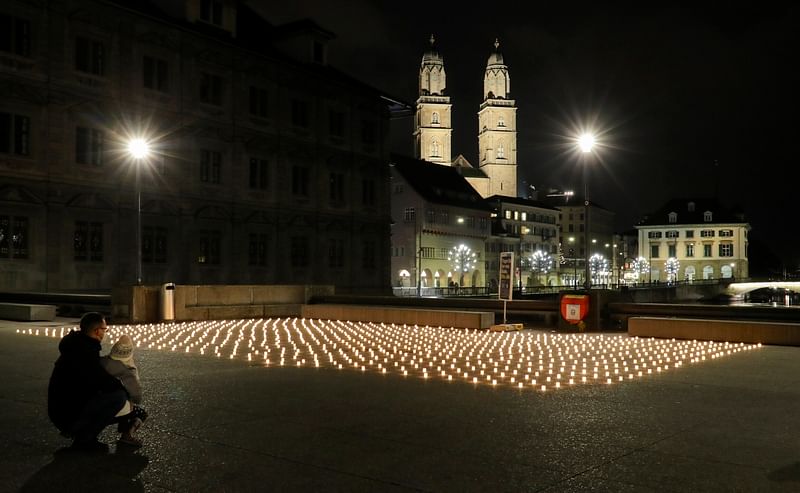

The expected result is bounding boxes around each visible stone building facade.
[0,0,395,293]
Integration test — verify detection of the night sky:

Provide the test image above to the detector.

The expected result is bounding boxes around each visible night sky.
[254,2,800,271]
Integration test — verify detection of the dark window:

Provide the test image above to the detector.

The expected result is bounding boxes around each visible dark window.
[290,236,308,267]
[362,240,376,269]
[200,0,223,25]
[143,56,169,92]
[248,233,268,266]
[328,238,344,268]
[142,226,167,264]
[703,244,712,257]
[292,166,309,196]
[719,244,733,257]
[0,215,28,259]
[361,121,376,148]
[198,230,221,264]
[74,221,103,262]
[650,244,659,259]
[75,37,104,75]
[0,14,30,57]
[200,73,223,105]
[249,86,268,118]
[668,245,676,257]
[75,126,104,165]
[291,99,309,128]
[249,158,268,190]
[362,179,375,206]
[0,112,30,155]
[200,150,221,184]
[329,110,345,138]
[329,172,345,205]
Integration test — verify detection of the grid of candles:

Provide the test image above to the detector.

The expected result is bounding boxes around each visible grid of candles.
[20,318,760,391]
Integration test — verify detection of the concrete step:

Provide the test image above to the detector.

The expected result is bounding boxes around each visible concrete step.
[0,303,57,321]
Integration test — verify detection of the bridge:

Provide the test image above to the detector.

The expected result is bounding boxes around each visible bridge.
[725,281,800,296]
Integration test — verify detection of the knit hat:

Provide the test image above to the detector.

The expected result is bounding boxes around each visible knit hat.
[110,335,135,364]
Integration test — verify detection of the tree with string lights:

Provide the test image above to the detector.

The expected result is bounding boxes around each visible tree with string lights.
[665,257,680,283]
[448,244,477,287]
[631,256,650,282]
[522,250,554,286]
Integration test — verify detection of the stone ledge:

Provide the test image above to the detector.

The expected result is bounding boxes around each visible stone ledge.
[628,316,800,346]
[0,303,57,321]
[301,304,494,329]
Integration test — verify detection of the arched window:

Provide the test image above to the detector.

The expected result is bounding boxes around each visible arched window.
[498,115,505,127]
[703,265,714,280]
[431,112,440,125]
[721,264,733,278]
[497,142,505,159]
[431,140,440,157]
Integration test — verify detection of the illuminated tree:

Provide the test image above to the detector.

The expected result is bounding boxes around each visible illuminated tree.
[448,244,477,286]
[631,256,650,281]
[522,250,554,285]
[589,253,609,284]
[665,257,680,283]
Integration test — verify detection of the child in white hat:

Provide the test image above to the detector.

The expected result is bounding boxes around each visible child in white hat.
[100,334,148,446]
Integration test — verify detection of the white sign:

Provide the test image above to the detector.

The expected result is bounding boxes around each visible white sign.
[499,252,514,301]
[565,303,581,321]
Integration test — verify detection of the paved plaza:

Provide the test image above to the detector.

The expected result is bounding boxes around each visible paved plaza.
[1,317,800,492]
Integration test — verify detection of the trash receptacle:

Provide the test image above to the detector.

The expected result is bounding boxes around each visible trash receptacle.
[160,283,175,321]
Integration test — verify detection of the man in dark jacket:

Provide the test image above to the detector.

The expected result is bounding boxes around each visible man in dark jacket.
[48,312,127,451]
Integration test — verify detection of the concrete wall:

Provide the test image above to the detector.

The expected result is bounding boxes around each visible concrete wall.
[301,304,494,329]
[629,316,800,346]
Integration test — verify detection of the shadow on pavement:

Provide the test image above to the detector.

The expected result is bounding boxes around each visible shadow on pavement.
[20,445,149,492]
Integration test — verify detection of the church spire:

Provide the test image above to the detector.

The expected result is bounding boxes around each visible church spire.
[414,35,452,165]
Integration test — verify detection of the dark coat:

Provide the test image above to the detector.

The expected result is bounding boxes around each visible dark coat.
[47,330,123,432]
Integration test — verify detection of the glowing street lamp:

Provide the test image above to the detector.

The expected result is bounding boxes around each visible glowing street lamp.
[578,132,595,290]
[127,138,151,285]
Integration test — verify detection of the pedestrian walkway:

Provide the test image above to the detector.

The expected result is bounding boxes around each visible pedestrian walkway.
[2,317,799,492]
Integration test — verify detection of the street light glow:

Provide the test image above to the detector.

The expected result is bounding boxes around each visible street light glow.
[128,138,150,159]
[578,133,595,153]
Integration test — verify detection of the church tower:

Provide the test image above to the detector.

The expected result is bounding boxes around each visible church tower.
[477,39,517,197]
[414,35,452,165]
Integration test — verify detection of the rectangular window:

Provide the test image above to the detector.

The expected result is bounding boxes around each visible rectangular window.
[361,121,376,148]
[479,217,487,230]
[249,86,268,118]
[647,231,662,239]
[420,246,434,258]
[685,230,694,238]
[521,212,527,221]
[249,158,268,190]
[700,230,715,238]
[200,150,221,184]
[329,172,345,204]
[719,244,733,257]
[197,230,221,264]
[329,110,345,138]
[426,209,436,223]
[0,14,30,57]
[143,56,169,92]
[403,208,415,223]
[362,179,375,206]
[650,244,659,259]
[440,211,449,224]
[703,244,712,257]
[467,216,475,228]
[74,221,103,262]
[290,236,309,267]
[328,238,344,268]
[291,99,309,128]
[668,245,676,257]
[75,126,104,165]
[686,244,694,257]
[200,0,223,25]
[292,166,309,196]
[719,229,734,237]
[0,215,28,259]
[200,73,223,105]
[0,112,30,155]
[142,226,168,264]
[75,37,104,75]
[248,233,268,266]
[568,224,574,233]
[504,210,511,219]
[666,230,679,239]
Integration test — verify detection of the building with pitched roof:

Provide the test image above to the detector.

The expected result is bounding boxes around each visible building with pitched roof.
[635,198,750,281]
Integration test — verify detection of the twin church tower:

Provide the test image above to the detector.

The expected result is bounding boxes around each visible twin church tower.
[413,36,517,198]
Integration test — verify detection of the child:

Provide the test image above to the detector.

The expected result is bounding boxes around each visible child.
[100,334,148,446]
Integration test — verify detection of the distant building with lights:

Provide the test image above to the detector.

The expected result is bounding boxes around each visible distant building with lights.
[390,155,491,293]
[635,198,750,282]
[0,0,404,293]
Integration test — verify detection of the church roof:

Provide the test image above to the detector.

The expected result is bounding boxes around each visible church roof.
[486,195,559,211]
[450,155,488,178]
[637,198,747,226]
[486,39,505,67]
[391,154,491,212]
[422,34,443,63]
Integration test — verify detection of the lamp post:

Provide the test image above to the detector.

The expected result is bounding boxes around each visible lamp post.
[578,133,595,290]
[127,138,150,285]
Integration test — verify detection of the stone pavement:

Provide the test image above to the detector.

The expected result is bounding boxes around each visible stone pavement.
[1,317,800,492]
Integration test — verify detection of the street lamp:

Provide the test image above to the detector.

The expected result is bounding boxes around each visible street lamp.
[579,132,595,290]
[127,138,150,285]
